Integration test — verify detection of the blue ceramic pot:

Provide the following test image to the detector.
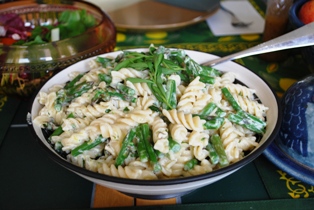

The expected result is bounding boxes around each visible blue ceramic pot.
[278,74,314,167]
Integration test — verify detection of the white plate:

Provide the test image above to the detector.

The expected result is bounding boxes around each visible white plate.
[86,0,220,31]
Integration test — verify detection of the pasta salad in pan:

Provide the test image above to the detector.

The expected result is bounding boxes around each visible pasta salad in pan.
[33,45,269,180]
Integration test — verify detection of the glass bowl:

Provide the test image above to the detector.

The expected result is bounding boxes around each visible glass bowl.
[0,0,116,97]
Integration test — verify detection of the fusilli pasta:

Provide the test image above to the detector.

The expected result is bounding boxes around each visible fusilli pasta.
[33,46,268,180]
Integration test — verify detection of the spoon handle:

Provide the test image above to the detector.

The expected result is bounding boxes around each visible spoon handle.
[202,22,314,67]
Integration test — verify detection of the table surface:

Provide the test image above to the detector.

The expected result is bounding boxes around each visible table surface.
[1,0,314,209]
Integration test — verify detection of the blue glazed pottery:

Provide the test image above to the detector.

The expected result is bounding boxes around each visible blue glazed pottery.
[264,75,314,186]
[279,75,314,158]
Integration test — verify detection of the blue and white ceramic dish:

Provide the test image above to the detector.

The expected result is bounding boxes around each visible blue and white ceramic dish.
[264,74,314,185]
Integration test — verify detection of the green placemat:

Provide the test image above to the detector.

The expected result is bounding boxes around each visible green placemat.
[181,161,269,203]
[0,127,94,209]
[255,155,314,199]
[0,95,21,147]
[95,198,314,210]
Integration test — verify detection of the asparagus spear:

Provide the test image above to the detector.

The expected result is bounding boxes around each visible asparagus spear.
[221,87,242,112]
[165,79,177,109]
[54,89,67,111]
[96,56,112,67]
[71,135,107,157]
[199,75,215,84]
[198,102,217,117]
[206,142,219,165]
[210,134,229,167]
[54,142,63,153]
[203,117,224,130]
[184,158,198,171]
[222,87,266,134]
[196,102,226,119]
[64,73,84,90]
[116,83,136,96]
[141,123,161,173]
[136,126,149,162]
[55,81,93,111]
[67,81,93,97]
[184,56,220,84]
[115,128,136,167]
[194,102,225,130]
[92,89,136,103]
[98,73,112,84]
[168,136,181,153]
[228,112,265,134]
[48,126,63,141]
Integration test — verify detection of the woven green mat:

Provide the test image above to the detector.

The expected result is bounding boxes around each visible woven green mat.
[0,95,21,147]
[255,155,314,199]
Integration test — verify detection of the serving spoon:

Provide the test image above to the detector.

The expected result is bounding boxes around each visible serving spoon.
[203,21,314,67]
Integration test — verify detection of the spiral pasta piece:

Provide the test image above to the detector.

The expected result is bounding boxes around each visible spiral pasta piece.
[71,92,93,107]
[162,109,205,132]
[32,115,51,128]
[68,154,103,172]
[159,156,177,177]
[177,76,206,113]
[176,84,186,100]
[224,83,255,100]
[98,161,158,179]
[61,117,91,132]
[213,72,236,87]
[188,130,209,147]
[47,84,64,94]
[125,80,152,96]
[89,109,124,126]
[61,129,89,151]
[111,68,148,87]
[102,98,133,111]
[219,119,241,147]
[35,92,66,126]
[208,87,222,105]
[67,103,110,120]
[191,93,212,114]
[87,58,102,69]
[79,67,109,83]
[169,123,188,143]
[136,91,157,110]
[158,143,193,177]
[192,146,209,161]
[68,71,81,81]
[112,108,153,131]
[151,117,169,153]
[182,159,213,177]
[238,136,258,151]
[51,130,73,144]
[125,108,154,124]
[219,119,244,162]
[169,143,194,176]
[87,122,126,156]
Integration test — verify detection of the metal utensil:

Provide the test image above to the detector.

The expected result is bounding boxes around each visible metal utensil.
[220,5,252,27]
[202,22,314,67]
